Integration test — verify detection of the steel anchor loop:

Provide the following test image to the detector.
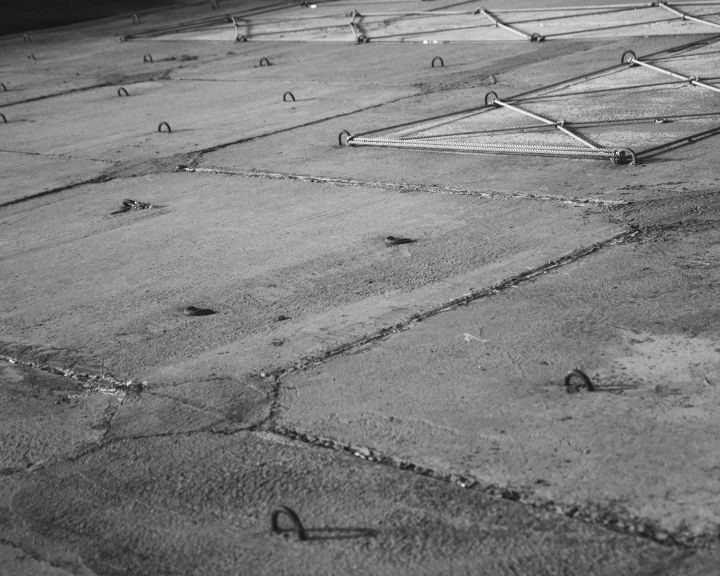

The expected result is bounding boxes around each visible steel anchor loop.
[530,32,545,42]
[271,506,307,541]
[431,56,444,68]
[621,50,637,65]
[0,113,7,124]
[0,83,6,92]
[157,122,172,133]
[259,57,271,67]
[143,53,153,63]
[485,91,499,106]
[236,34,248,42]
[283,91,296,102]
[117,87,129,97]
[612,148,637,166]
[338,130,353,146]
[564,369,595,393]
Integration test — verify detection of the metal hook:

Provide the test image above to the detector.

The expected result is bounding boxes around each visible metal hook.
[530,32,545,42]
[564,369,595,393]
[338,129,353,146]
[271,506,307,541]
[283,91,296,102]
[157,122,172,133]
[259,57,271,67]
[117,87,129,96]
[211,0,219,8]
[27,53,36,60]
[621,50,637,65]
[0,83,6,92]
[23,34,31,43]
[431,56,444,68]
[132,14,140,24]
[143,53,153,63]
[484,91,499,106]
[0,113,6,124]
[236,34,248,42]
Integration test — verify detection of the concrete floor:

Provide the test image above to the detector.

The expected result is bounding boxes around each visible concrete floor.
[2,1,720,574]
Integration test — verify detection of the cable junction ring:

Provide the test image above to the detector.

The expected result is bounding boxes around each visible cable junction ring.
[157,121,172,133]
[431,56,444,68]
[259,57,271,67]
[338,129,353,146]
[283,91,296,102]
[117,87,129,96]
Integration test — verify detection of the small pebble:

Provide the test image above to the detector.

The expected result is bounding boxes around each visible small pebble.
[384,235,413,247]
[184,306,215,316]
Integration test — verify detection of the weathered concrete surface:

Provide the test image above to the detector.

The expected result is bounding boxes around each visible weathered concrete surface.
[0,431,710,576]
[0,363,119,474]
[3,0,720,573]
[0,172,622,379]
[277,220,720,541]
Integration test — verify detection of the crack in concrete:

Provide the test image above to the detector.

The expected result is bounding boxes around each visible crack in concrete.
[0,148,116,164]
[0,174,113,210]
[266,425,712,550]
[182,165,630,207]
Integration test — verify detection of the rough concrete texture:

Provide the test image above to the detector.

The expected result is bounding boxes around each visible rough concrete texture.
[2,0,720,574]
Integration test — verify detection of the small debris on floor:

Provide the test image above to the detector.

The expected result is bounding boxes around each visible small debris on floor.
[111,199,155,214]
[184,306,216,317]
[275,314,290,322]
[384,235,413,247]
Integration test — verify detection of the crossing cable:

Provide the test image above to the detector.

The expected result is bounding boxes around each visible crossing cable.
[657,1,720,29]
[621,50,720,92]
[478,8,544,41]
[485,93,599,149]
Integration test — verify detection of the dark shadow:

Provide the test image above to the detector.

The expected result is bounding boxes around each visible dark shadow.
[276,527,379,541]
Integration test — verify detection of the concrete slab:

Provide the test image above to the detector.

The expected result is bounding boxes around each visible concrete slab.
[0,152,110,206]
[0,171,621,380]
[0,363,120,474]
[277,224,720,541]
[0,430,708,576]
[0,75,416,162]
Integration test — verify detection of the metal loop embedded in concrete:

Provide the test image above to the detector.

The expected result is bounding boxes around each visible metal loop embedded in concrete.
[23,34,31,43]
[0,83,6,92]
[564,369,594,393]
[117,87,129,97]
[132,14,140,24]
[431,56,444,68]
[211,0,219,9]
[338,129,353,146]
[236,34,247,42]
[259,57,271,67]
[485,91,499,106]
[271,506,307,541]
[0,113,7,124]
[621,50,637,65]
[27,53,36,60]
[143,54,153,63]
[283,91,296,102]
[356,34,369,43]
[530,32,545,42]
[157,122,172,133]
[612,147,637,165]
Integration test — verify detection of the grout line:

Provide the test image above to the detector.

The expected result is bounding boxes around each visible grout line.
[182,165,630,207]
[0,174,113,210]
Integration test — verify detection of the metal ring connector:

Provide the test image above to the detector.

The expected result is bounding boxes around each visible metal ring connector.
[157,122,172,133]
[27,53,36,60]
[271,506,307,541]
[338,129,353,146]
[23,34,31,43]
[132,14,140,24]
[143,53,153,63]
[117,87,129,96]
[259,57,271,67]
[485,91,499,106]
[530,32,545,42]
[236,34,248,42]
[0,83,6,92]
[0,113,7,124]
[612,147,637,165]
[621,50,637,65]
[283,91,296,102]
[564,369,595,393]
[431,56,444,68]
